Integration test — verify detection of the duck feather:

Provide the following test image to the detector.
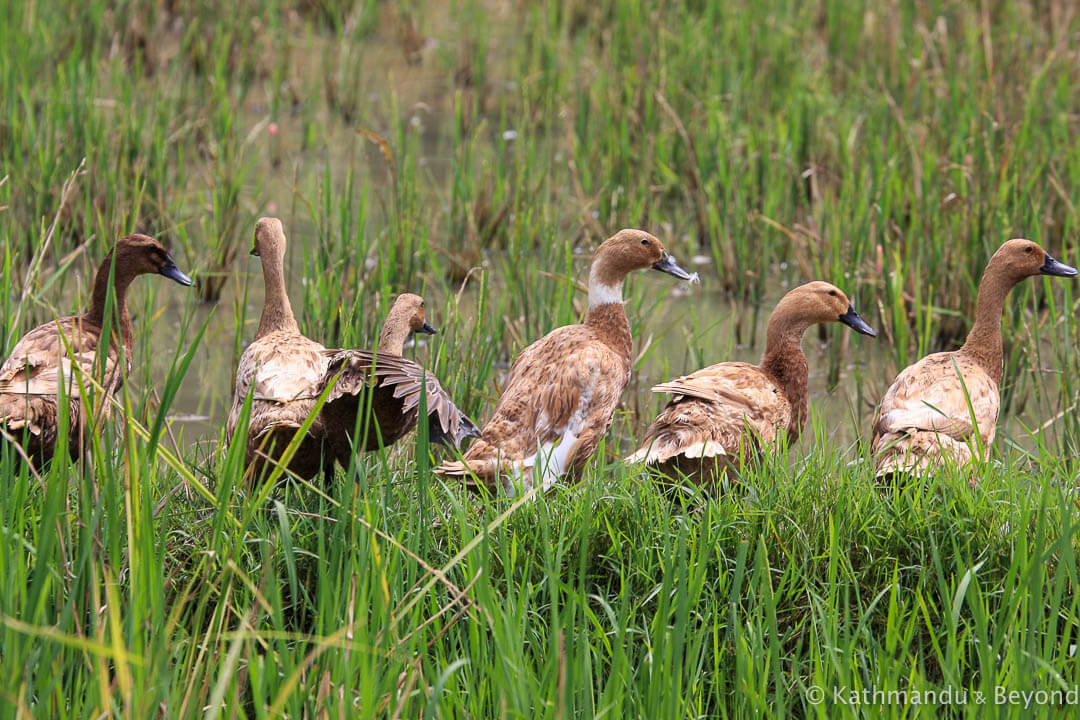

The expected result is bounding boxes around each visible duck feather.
[435,228,692,494]
[435,326,630,490]
[0,235,191,465]
[871,352,998,475]
[323,348,479,448]
[627,281,876,486]
[628,363,791,465]
[870,239,1076,477]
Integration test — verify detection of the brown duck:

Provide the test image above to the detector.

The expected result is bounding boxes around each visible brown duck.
[872,239,1076,476]
[0,234,193,464]
[626,281,876,485]
[227,218,477,480]
[435,229,694,495]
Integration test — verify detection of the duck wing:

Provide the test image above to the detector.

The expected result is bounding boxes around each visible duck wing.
[628,362,790,465]
[227,331,328,441]
[436,326,631,490]
[323,349,479,449]
[0,317,116,440]
[252,347,326,404]
[871,352,999,474]
[650,362,777,409]
[0,318,111,393]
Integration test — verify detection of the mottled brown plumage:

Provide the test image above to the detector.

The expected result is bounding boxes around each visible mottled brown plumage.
[320,294,480,455]
[227,218,476,479]
[0,234,193,465]
[435,229,694,495]
[226,218,330,479]
[872,239,1076,477]
[626,282,876,485]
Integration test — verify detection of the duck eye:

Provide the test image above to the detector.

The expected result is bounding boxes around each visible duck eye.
[640,238,649,246]
[1025,246,1033,253]
[828,290,838,297]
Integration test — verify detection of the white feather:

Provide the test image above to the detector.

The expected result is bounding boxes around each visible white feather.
[588,280,623,309]
[683,441,727,459]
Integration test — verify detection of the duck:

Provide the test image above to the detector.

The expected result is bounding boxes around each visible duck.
[625,281,876,484]
[0,234,193,465]
[227,217,477,480]
[434,229,694,495]
[319,295,480,455]
[871,238,1076,477]
[226,218,330,479]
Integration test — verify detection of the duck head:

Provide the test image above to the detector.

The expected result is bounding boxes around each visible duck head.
[588,229,694,308]
[400,292,437,335]
[251,217,287,260]
[987,238,1078,281]
[86,234,192,331]
[113,234,193,286]
[250,218,302,337]
[774,281,877,337]
[380,293,436,354]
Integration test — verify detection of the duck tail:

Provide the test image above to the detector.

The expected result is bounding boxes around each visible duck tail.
[873,428,981,478]
[626,430,727,466]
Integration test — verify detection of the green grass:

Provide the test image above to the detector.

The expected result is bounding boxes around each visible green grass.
[2,0,1080,717]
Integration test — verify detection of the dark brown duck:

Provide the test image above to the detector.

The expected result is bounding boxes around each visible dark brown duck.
[227,218,477,480]
[0,234,192,465]
[321,293,480,455]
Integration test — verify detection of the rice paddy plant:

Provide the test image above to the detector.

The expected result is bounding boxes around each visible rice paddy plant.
[2,0,1080,716]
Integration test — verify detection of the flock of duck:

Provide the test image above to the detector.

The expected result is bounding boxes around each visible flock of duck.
[0,218,1076,493]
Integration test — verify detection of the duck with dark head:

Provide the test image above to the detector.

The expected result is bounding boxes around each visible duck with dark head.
[0,234,193,465]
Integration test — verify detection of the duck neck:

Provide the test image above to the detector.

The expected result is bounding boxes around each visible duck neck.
[256,250,300,338]
[585,263,632,357]
[85,249,136,353]
[959,264,1017,386]
[760,313,811,435]
[378,309,410,356]
[587,258,626,309]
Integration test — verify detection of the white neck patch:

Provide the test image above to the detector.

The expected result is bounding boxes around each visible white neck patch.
[588,271,623,309]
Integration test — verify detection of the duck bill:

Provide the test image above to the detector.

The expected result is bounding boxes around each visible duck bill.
[839,306,877,337]
[652,252,693,280]
[1040,253,1078,277]
[419,322,438,335]
[159,259,193,287]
